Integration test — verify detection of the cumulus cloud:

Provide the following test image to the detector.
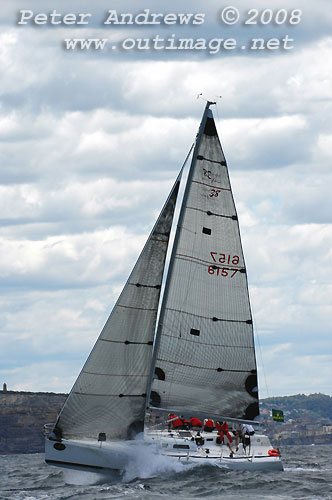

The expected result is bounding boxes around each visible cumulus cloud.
[1,0,332,398]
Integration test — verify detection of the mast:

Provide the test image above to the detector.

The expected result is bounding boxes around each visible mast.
[146,102,215,410]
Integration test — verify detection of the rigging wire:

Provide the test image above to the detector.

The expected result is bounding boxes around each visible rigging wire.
[214,97,228,163]
[214,96,223,139]
[253,318,271,400]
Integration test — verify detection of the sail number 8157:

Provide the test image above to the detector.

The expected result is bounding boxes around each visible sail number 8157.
[208,252,240,278]
[208,266,238,278]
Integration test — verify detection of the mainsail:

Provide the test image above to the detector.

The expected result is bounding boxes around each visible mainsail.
[149,104,259,421]
[54,177,181,440]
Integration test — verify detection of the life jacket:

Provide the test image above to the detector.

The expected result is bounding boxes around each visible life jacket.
[169,415,183,428]
[190,417,203,428]
[219,422,233,443]
[204,419,215,431]
[215,421,222,432]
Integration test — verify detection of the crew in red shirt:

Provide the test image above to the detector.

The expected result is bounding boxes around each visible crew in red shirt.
[218,421,233,443]
[168,414,183,429]
[216,421,234,455]
[190,417,203,429]
[204,418,215,432]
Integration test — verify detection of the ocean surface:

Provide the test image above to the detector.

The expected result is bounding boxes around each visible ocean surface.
[1,445,332,500]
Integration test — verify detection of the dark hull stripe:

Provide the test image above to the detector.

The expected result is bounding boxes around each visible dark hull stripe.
[45,459,120,471]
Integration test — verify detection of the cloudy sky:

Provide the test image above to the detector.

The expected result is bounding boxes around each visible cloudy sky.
[1,0,331,399]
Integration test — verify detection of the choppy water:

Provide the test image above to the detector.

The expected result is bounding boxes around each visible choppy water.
[1,445,332,500]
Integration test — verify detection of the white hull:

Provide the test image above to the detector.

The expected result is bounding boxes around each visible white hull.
[45,429,283,473]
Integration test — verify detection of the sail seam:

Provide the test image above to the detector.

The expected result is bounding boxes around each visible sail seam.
[192,180,230,191]
[150,238,168,243]
[99,338,153,345]
[156,357,253,373]
[129,282,161,289]
[196,155,226,166]
[83,371,148,377]
[187,206,236,219]
[117,305,157,311]
[165,307,251,324]
[159,332,252,349]
[176,253,244,269]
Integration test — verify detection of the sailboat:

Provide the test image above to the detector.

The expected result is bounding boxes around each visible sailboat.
[45,102,283,472]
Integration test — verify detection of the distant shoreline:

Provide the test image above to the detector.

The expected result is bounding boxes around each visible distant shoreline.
[1,391,331,454]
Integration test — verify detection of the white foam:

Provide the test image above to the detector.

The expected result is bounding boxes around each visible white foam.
[284,467,321,472]
[122,440,198,482]
[61,436,203,484]
[63,469,120,485]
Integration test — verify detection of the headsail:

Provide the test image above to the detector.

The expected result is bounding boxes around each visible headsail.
[54,177,181,441]
[149,103,259,421]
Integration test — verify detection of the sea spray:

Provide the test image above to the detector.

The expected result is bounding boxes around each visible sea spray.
[63,468,121,485]
[61,438,198,485]
[122,439,198,482]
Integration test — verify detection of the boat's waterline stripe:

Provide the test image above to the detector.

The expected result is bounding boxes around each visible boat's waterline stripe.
[45,459,120,471]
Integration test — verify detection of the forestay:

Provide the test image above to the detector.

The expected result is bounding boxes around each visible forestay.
[54,179,180,440]
[150,106,259,421]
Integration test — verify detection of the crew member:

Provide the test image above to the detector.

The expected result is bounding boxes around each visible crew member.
[241,423,255,451]
[232,422,243,451]
[168,414,184,430]
[203,418,215,432]
[190,417,203,430]
[181,416,191,430]
[217,421,234,455]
